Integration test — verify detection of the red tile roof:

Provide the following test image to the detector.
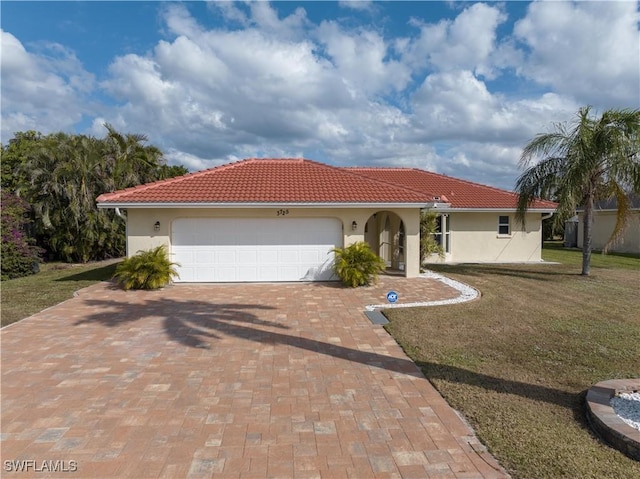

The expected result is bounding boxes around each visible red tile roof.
[349,167,558,210]
[96,158,437,205]
[97,158,557,210]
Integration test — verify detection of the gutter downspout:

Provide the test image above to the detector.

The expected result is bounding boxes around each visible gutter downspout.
[541,212,554,221]
[114,208,128,257]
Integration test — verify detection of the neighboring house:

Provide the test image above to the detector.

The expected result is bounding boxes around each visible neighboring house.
[575,196,640,254]
[97,158,557,283]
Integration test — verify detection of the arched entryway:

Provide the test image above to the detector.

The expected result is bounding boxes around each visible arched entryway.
[364,211,406,272]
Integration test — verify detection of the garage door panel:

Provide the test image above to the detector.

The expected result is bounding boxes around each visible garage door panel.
[177,266,195,282]
[280,249,299,262]
[195,268,215,282]
[300,250,320,263]
[257,250,278,263]
[173,248,193,264]
[216,266,237,282]
[172,217,341,282]
[279,266,299,279]
[255,266,273,281]
[238,266,258,282]
[215,249,237,264]
[238,250,257,264]
[194,250,214,264]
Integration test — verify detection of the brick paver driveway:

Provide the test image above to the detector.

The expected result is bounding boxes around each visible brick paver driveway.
[1,277,507,478]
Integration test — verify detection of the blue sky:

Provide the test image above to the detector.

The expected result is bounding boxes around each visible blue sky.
[2,1,639,190]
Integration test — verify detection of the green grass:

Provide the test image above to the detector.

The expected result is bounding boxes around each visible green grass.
[384,244,640,478]
[543,240,640,270]
[1,259,120,327]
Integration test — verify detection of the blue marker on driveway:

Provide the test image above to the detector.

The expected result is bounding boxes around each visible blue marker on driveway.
[386,291,398,303]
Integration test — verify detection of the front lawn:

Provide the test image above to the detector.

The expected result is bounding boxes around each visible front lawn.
[384,245,640,479]
[1,259,120,327]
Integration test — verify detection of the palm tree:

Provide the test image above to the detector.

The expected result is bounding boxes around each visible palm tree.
[17,133,108,262]
[13,126,186,263]
[516,106,640,275]
[103,123,165,190]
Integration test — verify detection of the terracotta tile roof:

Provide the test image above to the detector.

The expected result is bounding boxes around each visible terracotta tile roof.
[96,158,437,205]
[348,167,558,210]
[97,158,557,210]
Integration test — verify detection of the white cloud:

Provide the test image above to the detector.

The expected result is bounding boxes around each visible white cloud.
[208,1,250,26]
[0,30,94,141]
[163,148,225,172]
[338,1,375,13]
[4,1,637,190]
[513,0,640,107]
[403,3,507,78]
[440,142,533,188]
[248,2,309,39]
[316,21,412,95]
[410,70,577,143]
[96,3,412,163]
[91,2,616,189]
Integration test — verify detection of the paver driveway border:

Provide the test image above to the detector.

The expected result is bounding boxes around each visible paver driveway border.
[1,276,508,478]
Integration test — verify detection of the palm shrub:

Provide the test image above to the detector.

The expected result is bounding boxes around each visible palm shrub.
[420,211,444,263]
[113,245,179,290]
[332,241,386,287]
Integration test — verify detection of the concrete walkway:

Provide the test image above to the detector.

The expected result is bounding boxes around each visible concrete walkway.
[1,277,507,478]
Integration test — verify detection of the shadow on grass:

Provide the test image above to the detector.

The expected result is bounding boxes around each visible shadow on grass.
[426,264,576,282]
[415,360,583,412]
[75,296,423,374]
[54,262,120,282]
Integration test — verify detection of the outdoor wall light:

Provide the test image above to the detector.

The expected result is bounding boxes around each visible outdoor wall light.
[154,221,160,232]
[351,220,358,231]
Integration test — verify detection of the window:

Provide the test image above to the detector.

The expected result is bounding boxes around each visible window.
[397,221,405,256]
[498,215,510,236]
[433,215,451,253]
[444,215,450,252]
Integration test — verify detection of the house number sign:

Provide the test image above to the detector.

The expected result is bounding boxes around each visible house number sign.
[276,209,290,216]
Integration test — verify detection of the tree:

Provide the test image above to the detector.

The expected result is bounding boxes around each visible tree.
[103,123,165,190]
[1,131,42,192]
[11,126,188,263]
[1,191,43,279]
[516,106,640,275]
[159,163,189,179]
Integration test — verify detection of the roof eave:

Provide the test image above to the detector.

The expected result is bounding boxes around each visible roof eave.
[426,207,557,213]
[97,201,434,209]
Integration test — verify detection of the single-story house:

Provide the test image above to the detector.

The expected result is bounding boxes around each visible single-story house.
[574,196,640,254]
[97,158,557,283]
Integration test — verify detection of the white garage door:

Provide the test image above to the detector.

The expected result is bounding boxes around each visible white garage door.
[171,217,342,282]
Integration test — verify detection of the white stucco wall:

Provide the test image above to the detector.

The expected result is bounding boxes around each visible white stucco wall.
[123,207,422,278]
[577,210,640,254]
[424,211,545,263]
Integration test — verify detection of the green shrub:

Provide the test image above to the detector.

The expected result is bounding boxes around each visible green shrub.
[113,245,179,290]
[420,211,444,262]
[332,241,386,287]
